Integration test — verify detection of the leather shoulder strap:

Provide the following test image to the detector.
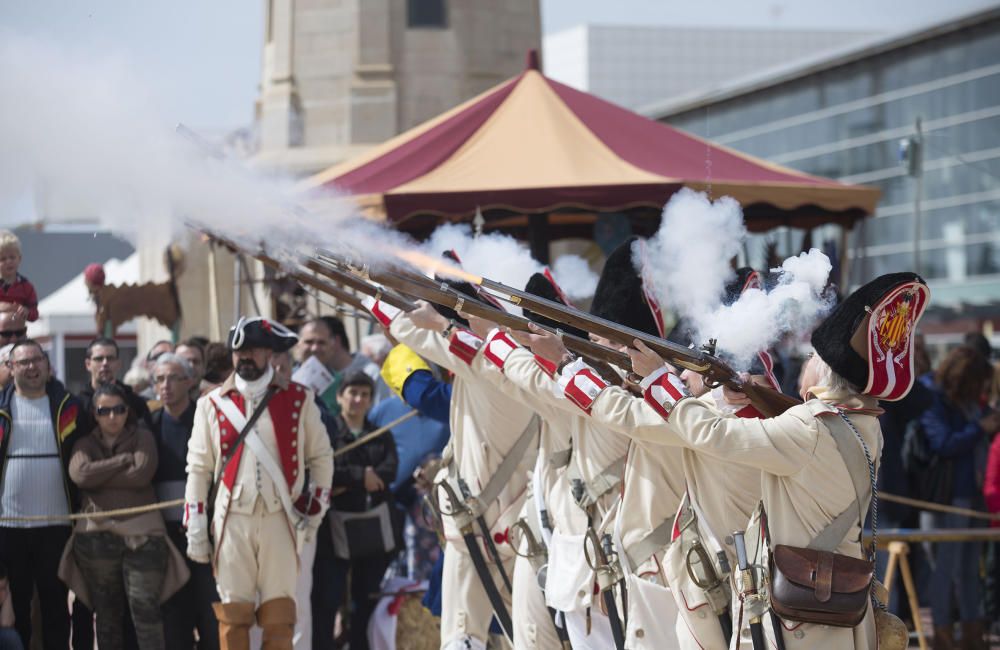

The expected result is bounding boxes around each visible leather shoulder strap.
[470,414,541,514]
[809,412,872,552]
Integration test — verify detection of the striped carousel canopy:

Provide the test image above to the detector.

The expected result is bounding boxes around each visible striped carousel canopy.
[305,51,879,234]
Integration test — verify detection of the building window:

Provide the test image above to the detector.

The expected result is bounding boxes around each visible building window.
[408,0,447,29]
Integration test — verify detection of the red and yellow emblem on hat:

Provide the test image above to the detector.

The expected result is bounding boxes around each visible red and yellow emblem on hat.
[861,281,930,401]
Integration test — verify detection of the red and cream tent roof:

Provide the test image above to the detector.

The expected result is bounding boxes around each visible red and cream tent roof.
[305,52,879,235]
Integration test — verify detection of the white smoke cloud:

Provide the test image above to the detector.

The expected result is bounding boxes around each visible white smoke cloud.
[696,248,835,369]
[0,32,407,263]
[636,189,833,370]
[550,255,599,301]
[639,188,746,326]
[422,223,597,298]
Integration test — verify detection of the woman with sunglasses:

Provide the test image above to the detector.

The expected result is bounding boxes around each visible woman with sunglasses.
[58,383,189,650]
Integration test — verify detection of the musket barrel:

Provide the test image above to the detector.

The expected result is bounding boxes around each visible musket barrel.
[477,278,713,372]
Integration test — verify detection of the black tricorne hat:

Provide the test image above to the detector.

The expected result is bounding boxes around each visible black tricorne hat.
[523,271,587,339]
[228,316,298,352]
[811,272,929,400]
[590,237,662,337]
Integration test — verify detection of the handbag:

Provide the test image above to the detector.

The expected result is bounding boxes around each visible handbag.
[769,410,877,627]
[328,499,404,560]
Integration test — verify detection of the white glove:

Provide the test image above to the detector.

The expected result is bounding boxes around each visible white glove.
[184,502,211,564]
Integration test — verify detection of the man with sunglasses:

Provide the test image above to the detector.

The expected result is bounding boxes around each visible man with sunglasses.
[78,337,151,428]
[0,339,87,650]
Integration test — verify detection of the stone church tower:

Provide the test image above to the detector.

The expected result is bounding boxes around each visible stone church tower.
[253,0,541,175]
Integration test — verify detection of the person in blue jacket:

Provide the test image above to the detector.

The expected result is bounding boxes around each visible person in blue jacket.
[919,344,999,648]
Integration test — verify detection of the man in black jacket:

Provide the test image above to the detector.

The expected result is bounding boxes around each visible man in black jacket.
[323,372,399,650]
[78,337,151,428]
[150,353,219,650]
[0,340,86,650]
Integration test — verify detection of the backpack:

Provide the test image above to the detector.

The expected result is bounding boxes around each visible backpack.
[900,418,953,504]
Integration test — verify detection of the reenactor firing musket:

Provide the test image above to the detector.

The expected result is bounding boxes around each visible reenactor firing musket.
[464,273,801,418]
[309,253,630,385]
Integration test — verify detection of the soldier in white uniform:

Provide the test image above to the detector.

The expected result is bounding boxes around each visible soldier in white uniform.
[184,318,334,650]
[364,282,535,650]
[474,247,686,650]
[547,272,929,649]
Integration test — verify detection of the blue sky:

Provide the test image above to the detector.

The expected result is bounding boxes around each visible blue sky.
[2,0,996,131]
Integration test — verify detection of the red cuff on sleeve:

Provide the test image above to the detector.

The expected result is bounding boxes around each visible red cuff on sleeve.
[482,330,519,370]
[533,355,557,377]
[448,329,484,366]
[563,367,610,413]
[643,372,688,419]
[363,298,401,328]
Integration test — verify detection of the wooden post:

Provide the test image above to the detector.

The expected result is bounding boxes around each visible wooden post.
[888,541,927,650]
[528,213,550,264]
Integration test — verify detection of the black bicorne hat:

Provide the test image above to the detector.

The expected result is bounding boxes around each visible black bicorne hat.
[523,271,588,340]
[589,237,662,337]
[227,317,298,352]
[811,272,929,401]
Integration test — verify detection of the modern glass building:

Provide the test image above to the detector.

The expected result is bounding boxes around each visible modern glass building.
[644,6,1000,345]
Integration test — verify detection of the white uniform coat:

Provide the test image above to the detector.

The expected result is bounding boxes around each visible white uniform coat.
[388,314,534,649]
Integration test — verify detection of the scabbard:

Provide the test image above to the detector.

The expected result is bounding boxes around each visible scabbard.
[769,611,787,650]
[749,618,767,650]
[719,612,733,647]
[458,478,513,594]
[602,589,627,650]
[461,530,514,640]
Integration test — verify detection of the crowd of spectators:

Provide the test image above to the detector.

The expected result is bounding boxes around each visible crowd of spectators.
[0,230,448,649]
[864,331,1000,646]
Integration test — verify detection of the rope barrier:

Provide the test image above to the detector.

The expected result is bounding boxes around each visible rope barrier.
[0,499,185,524]
[880,492,1000,521]
[0,410,420,523]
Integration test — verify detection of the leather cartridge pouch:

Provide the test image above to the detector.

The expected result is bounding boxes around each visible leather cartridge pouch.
[769,544,874,626]
[768,411,876,627]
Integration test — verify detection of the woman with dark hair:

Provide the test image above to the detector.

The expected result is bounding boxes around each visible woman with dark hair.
[919,345,999,649]
[58,383,189,650]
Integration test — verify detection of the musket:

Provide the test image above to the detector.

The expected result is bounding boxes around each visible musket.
[471,277,801,418]
[308,255,632,383]
[733,530,767,650]
[196,227,380,314]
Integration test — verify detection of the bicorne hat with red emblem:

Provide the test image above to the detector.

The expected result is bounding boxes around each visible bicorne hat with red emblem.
[227,316,298,352]
[811,272,929,401]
